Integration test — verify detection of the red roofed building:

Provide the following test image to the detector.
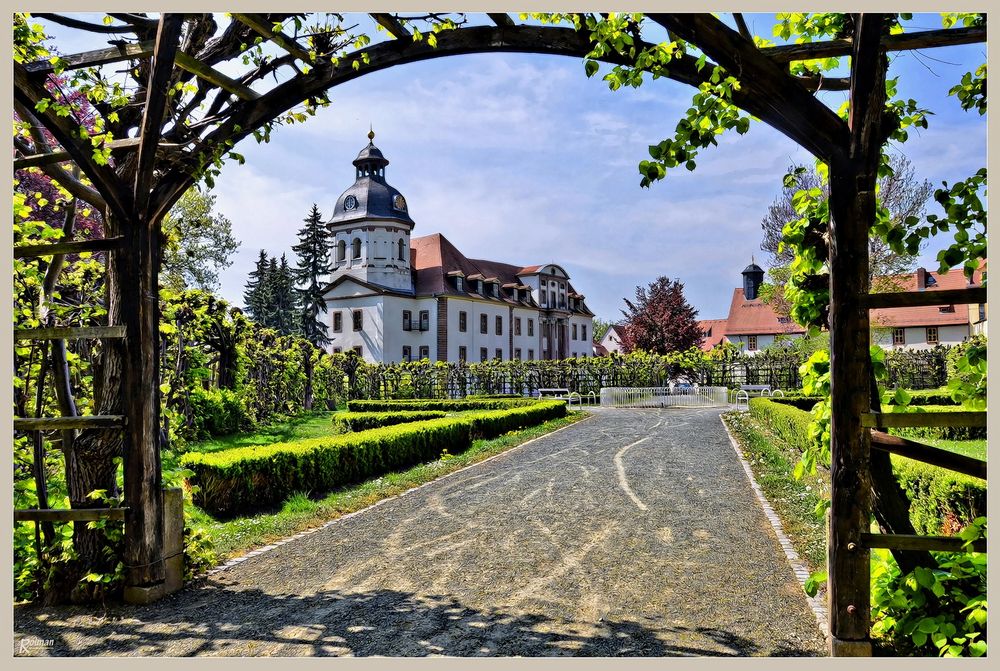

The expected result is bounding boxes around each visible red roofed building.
[320,135,593,363]
[871,265,984,350]
[696,319,730,352]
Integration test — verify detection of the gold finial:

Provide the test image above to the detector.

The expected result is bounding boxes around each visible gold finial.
[368,124,375,141]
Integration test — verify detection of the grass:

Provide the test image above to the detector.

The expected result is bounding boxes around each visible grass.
[184,411,341,453]
[909,437,986,460]
[721,411,828,574]
[187,411,587,561]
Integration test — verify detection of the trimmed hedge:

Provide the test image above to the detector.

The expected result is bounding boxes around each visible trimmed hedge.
[464,400,567,439]
[768,396,823,412]
[182,418,471,516]
[745,398,985,533]
[346,398,537,412]
[332,410,447,433]
[749,397,814,450]
[892,458,986,536]
[183,399,567,516]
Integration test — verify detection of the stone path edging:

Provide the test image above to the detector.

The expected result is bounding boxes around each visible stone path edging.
[199,413,595,580]
[720,414,831,639]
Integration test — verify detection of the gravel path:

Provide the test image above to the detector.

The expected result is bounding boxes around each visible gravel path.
[14,408,827,657]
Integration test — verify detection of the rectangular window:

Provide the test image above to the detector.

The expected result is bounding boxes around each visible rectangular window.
[455,277,464,292]
[979,303,987,322]
[572,324,578,340]
[402,310,412,331]
[459,311,467,332]
[528,349,534,361]
[419,345,429,360]
[480,347,488,362]
[747,335,758,351]
[458,346,467,362]
[495,348,502,360]
[539,291,546,306]
[419,310,430,331]
[333,347,342,354]
[528,319,534,336]
[352,345,363,356]
[495,315,503,336]
[514,317,522,336]
[893,328,905,346]
[402,346,412,362]
[352,310,363,331]
[582,325,587,341]
[926,327,939,345]
[514,348,521,360]
[480,314,488,334]
[333,312,342,333]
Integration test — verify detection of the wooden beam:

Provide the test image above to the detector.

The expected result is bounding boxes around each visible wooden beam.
[14,236,124,258]
[14,415,125,431]
[231,13,312,63]
[15,508,129,523]
[13,62,133,224]
[871,430,986,480]
[14,326,126,341]
[763,25,986,64]
[13,137,169,170]
[862,411,986,429]
[733,13,752,41]
[24,40,155,75]
[865,287,986,310]
[861,532,986,554]
[371,13,409,40]
[487,13,516,28]
[174,51,260,101]
[647,14,849,162]
[134,15,185,217]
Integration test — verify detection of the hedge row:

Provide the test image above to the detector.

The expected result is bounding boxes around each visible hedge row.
[183,400,567,516]
[745,398,985,532]
[346,398,537,412]
[332,410,447,433]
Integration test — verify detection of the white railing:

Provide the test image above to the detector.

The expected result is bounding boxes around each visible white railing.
[600,385,729,408]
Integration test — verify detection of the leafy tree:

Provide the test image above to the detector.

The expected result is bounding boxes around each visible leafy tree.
[619,276,702,354]
[161,188,239,292]
[292,204,332,347]
[591,318,614,343]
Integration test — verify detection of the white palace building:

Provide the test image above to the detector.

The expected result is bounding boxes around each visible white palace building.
[321,133,594,364]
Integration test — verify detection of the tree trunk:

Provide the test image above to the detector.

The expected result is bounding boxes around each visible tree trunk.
[302,344,314,411]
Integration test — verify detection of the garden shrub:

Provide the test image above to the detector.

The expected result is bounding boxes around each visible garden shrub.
[332,410,447,432]
[891,458,986,536]
[767,396,824,412]
[346,398,537,412]
[182,418,473,516]
[464,400,567,439]
[184,388,249,439]
[748,397,814,451]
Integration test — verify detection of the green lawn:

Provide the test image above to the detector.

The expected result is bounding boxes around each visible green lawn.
[186,411,587,561]
[185,411,341,453]
[914,437,986,460]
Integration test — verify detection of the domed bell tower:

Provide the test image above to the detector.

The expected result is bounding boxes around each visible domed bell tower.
[328,130,416,292]
[742,260,765,300]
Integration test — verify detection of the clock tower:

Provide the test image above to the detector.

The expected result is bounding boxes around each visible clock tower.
[328,131,415,292]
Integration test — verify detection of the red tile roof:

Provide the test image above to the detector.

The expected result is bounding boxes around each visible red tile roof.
[724,289,807,336]
[697,319,730,351]
[870,268,976,328]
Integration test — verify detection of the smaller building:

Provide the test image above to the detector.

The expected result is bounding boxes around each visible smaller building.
[696,319,730,352]
[595,324,627,355]
[871,266,982,350]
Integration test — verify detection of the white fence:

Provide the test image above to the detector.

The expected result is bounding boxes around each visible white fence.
[600,386,729,408]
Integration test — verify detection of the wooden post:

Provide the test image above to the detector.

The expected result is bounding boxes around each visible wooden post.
[826,13,888,656]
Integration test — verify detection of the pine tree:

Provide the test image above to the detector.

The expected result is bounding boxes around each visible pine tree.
[272,254,299,335]
[243,249,271,322]
[292,203,333,346]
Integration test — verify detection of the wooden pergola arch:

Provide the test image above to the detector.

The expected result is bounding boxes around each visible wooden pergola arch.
[12,12,986,654]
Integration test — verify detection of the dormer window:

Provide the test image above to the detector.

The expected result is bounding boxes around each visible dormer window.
[491,283,499,298]
[455,277,464,292]
[939,305,955,313]
[477,281,484,295]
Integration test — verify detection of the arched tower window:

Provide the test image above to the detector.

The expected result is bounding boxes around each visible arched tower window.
[352,238,362,259]
[398,239,405,261]
[337,240,346,262]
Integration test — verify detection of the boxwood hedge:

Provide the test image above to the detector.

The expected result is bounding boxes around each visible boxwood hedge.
[332,410,447,433]
[745,397,985,532]
[346,398,537,412]
[183,399,567,516]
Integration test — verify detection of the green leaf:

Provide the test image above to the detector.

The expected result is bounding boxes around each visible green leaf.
[584,60,599,78]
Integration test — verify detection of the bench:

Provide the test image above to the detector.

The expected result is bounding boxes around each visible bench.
[537,388,570,400]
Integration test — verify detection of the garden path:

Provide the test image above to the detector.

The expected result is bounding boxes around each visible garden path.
[14,408,826,656]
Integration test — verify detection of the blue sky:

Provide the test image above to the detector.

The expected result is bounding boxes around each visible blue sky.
[35,13,987,322]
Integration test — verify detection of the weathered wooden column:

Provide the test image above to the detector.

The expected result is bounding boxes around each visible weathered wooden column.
[826,13,887,656]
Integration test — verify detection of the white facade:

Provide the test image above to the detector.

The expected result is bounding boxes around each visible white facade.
[599,326,625,354]
[872,324,970,351]
[727,332,804,355]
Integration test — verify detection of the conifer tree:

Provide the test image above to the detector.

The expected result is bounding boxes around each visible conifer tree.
[243,249,271,323]
[292,204,333,346]
[271,254,299,335]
